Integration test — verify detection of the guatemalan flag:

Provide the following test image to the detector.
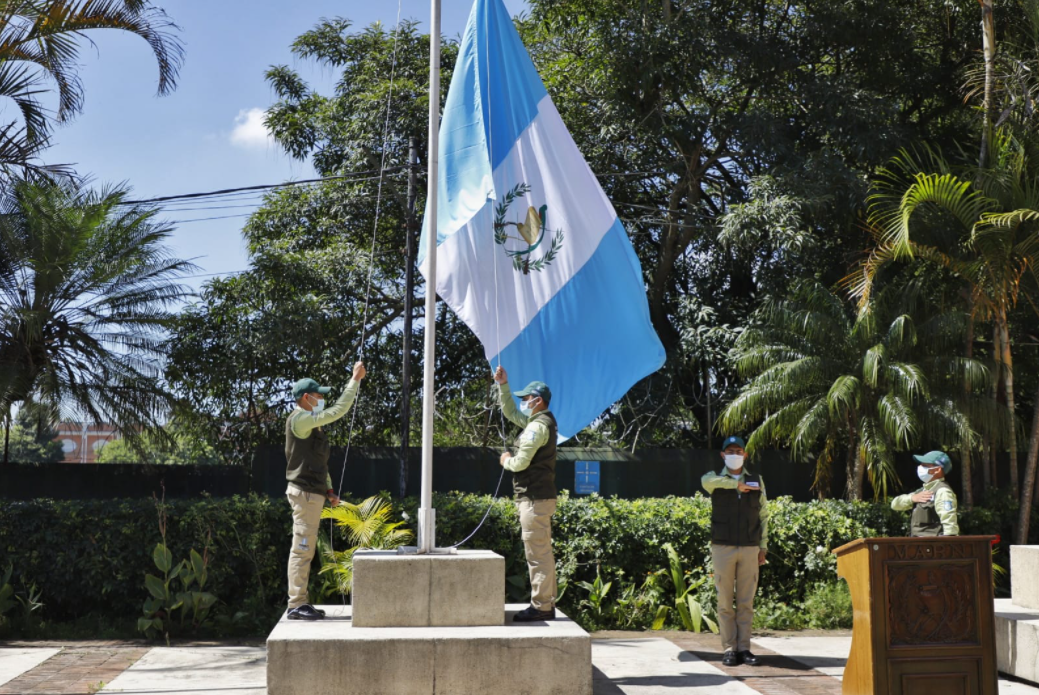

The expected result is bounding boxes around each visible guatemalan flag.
[419,0,666,440]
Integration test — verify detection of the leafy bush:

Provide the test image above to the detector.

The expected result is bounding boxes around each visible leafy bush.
[0,490,1026,636]
[803,582,853,629]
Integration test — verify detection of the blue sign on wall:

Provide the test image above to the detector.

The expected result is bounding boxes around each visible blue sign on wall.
[575,460,600,495]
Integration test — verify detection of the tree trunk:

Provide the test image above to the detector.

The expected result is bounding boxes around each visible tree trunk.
[979,0,996,169]
[845,428,862,501]
[961,305,975,508]
[704,364,713,450]
[1016,380,1039,545]
[1000,316,1019,497]
[991,322,1003,491]
[2,413,9,465]
[981,435,992,492]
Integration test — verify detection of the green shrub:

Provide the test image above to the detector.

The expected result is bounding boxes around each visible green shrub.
[0,490,1023,636]
[803,581,853,629]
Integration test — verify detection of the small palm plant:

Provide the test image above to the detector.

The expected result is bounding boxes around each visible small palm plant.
[318,495,414,597]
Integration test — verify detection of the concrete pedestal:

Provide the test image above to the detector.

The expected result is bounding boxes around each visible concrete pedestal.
[1012,546,1039,610]
[994,546,1039,685]
[266,604,592,695]
[994,598,1039,685]
[351,549,504,627]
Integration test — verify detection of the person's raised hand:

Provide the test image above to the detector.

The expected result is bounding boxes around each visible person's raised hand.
[911,490,934,504]
[493,365,507,384]
[353,361,367,381]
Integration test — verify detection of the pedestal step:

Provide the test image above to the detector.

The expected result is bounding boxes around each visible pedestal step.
[266,604,592,695]
[994,598,1039,685]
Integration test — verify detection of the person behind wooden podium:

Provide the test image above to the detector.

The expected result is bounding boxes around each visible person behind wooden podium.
[890,450,959,537]
[701,435,770,667]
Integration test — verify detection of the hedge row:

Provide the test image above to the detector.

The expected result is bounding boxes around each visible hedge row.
[0,490,1031,636]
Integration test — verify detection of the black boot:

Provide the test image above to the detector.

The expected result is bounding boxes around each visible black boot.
[287,604,324,621]
[512,605,555,622]
[738,650,760,666]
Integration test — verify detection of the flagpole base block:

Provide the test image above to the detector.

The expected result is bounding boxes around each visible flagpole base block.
[266,603,592,695]
[352,549,503,627]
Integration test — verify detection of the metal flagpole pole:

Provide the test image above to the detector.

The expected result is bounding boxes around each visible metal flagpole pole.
[418,0,441,554]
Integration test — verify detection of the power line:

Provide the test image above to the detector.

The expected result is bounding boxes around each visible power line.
[118,167,408,206]
[116,167,666,209]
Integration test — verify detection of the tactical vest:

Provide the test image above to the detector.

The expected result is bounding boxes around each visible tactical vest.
[910,481,953,537]
[710,470,763,547]
[285,411,331,494]
[512,410,557,501]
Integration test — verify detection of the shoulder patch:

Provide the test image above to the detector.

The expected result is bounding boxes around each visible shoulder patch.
[522,430,538,442]
[941,499,955,512]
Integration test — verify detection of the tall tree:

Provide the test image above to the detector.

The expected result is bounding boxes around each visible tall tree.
[0,0,183,178]
[851,133,1039,510]
[166,22,497,460]
[520,0,980,444]
[0,179,194,462]
[720,280,993,500]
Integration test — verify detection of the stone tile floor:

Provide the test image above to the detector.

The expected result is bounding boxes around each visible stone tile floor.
[1,632,1037,694]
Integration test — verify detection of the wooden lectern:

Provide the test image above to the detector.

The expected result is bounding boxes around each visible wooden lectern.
[833,536,998,695]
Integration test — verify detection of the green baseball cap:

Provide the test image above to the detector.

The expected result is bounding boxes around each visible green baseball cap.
[914,450,953,474]
[292,378,331,401]
[515,380,551,405]
[721,435,746,451]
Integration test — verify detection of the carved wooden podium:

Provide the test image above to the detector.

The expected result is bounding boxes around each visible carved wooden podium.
[833,536,998,695]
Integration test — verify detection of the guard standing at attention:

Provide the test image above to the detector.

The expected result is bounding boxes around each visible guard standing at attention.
[701,435,770,667]
[890,450,959,537]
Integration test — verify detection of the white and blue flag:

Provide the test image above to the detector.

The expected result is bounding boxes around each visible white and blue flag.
[419,0,666,440]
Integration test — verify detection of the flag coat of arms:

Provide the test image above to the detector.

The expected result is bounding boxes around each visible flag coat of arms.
[419,0,665,440]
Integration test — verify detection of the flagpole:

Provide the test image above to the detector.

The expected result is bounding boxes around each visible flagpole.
[418,0,441,554]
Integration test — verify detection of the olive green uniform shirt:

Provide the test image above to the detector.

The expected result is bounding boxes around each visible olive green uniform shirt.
[287,379,360,491]
[890,478,959,536]
[498,381,550,472]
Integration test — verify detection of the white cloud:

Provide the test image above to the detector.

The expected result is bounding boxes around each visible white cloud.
[229,107,273,149]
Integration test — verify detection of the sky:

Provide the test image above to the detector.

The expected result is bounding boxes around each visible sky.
[44,0,529,294]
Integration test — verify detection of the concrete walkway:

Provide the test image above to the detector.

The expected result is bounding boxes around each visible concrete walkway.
[2,633,1038,694]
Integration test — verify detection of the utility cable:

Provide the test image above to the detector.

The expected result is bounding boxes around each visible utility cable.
[329,0,404,586]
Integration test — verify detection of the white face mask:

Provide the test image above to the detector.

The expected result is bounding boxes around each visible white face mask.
[724,454,744,470]
[309,394,325,415]
[519,398,537,416]
[917,465,935,483]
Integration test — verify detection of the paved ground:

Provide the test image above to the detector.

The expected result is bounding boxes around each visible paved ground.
[2,632,1037,694]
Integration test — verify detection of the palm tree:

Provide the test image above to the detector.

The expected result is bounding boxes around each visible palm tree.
[851,133,1039,491]
[720,280,992,500]
[0,0,183,177]
[318,496,414,598]
[0,179,195,463]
